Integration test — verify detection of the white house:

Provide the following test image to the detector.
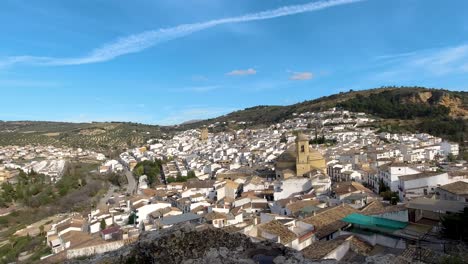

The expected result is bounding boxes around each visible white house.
[273,178,312,201]
[398,172,450,201]
[377,164,420,193]
[440,141,459,157]
[135,202,171,225]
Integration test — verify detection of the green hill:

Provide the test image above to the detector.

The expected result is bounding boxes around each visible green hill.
[1,87,466,154]
[0,121,170,153]
[179,86,467,146]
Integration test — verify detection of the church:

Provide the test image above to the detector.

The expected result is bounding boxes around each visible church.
[275,133,327,179]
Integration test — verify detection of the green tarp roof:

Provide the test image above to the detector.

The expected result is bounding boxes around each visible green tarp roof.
[342,213,408,231]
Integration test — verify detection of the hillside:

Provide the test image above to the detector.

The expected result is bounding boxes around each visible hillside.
[1,87,466,152]
[179,87,467,146]
[0,121,170,153]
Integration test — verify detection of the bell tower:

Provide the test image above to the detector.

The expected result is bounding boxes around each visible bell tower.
[296,132,310,176]
[200,127,208,141]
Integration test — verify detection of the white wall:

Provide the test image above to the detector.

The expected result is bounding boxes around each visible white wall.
[136,203,171,223]
[324,241,350,261]
[274,178,312,200]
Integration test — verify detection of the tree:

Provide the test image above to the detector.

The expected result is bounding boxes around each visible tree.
[440,207,468,242]
[378,179,390,194]
[447,153,456,162]
[100,218,107,230]
[128,213,137,225]
[134,166,144,176]
[187,170,196,179]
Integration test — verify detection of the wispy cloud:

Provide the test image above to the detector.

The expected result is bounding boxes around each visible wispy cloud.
[289,72,313,80]
[0,0,365,67]
[226,68,257,76]
[373,44,468,80]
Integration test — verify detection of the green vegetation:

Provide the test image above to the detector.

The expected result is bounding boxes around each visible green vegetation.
[1,170,55,208]
[0,162,107,244]
[178,87,466,148]
[0,121,169,152]
[133,160,164,186]
[337,90,451,119]
[105,172,128,187]
[441,207,468,242]
[0,161,124,263]
[0,235,50,264]
[128,212,137,225]
[378,179,400,204]
[0,163,101,210]
[166,170,197,183]
[309,136,337,145]
[100,218,107,230]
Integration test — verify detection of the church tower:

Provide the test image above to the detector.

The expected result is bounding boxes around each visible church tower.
[296,132,310,176]
[200,127,208,141]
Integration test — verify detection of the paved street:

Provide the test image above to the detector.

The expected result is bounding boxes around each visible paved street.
[125,168,137,195]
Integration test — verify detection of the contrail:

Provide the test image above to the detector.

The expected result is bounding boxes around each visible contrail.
[1,0,364,67]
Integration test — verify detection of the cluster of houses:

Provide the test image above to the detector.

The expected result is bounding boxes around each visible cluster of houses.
[41,109,467,262]
[0,145,104,183]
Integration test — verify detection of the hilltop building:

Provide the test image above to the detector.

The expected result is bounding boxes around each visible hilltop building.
[275,133,327,179]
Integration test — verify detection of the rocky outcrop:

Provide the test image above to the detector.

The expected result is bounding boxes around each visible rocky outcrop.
[399,90,467,118]
[65,225,316,264]
[64,225,425,264]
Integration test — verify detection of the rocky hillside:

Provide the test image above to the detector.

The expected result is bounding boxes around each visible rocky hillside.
[179,87,467,147]
[180,87,466,128]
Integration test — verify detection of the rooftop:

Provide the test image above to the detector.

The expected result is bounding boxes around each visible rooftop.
[406,197,468,213]
[342,213,408,231]
[302,204,357,239]
[398,172,445,181]
[156,213,202,226]
[437,181,468,196]
[257,220,297,244]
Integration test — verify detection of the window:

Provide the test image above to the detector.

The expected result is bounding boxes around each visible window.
[301,145,305,152]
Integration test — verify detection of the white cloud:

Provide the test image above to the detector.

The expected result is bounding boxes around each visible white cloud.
[226,68,256,76]
[289,72,313,80]
[0,0,365,67]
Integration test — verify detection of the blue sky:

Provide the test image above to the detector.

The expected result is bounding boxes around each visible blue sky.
[1,0,467,125]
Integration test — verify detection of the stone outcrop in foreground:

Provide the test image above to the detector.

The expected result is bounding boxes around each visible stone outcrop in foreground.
[66,225,314,264]
[66,224,402,264]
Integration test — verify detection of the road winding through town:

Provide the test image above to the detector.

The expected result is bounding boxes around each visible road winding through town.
[125,168,137,195]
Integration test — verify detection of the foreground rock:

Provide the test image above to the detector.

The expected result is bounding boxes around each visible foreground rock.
[66,224,316,264]
[65,224,405,264]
